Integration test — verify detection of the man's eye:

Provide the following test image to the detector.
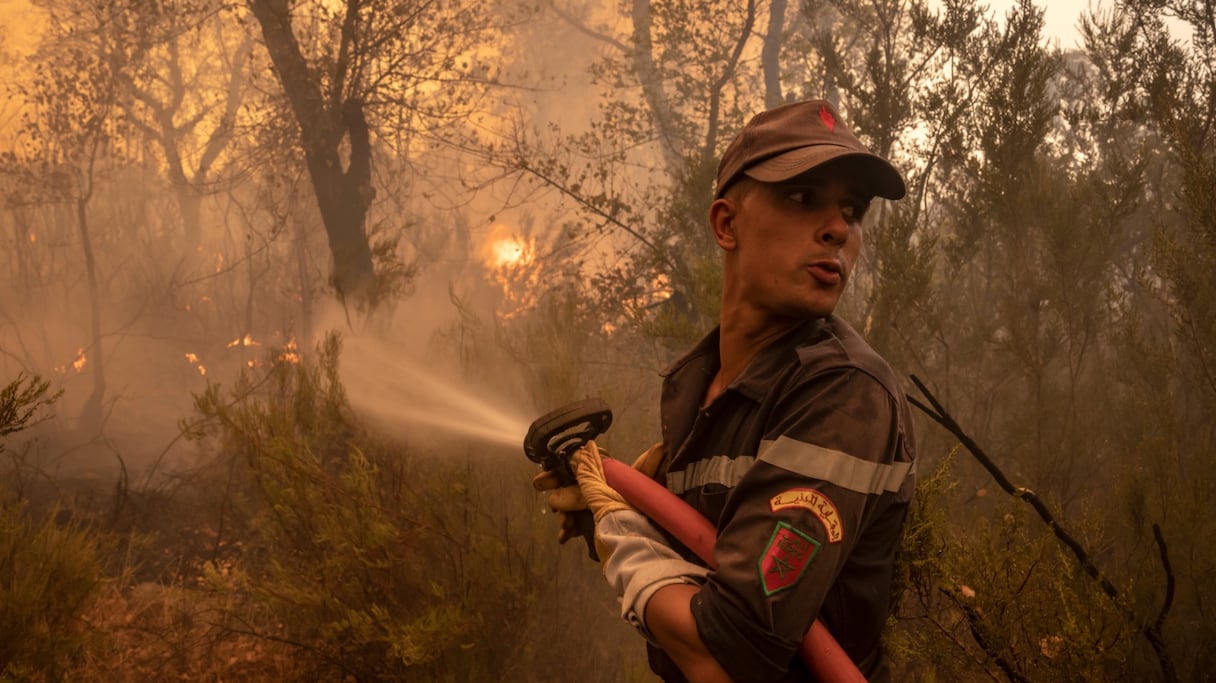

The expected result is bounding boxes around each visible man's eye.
[786,189,824,207]
[842,200,870,222]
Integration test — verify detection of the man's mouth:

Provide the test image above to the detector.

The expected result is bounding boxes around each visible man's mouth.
[806,260,843,286]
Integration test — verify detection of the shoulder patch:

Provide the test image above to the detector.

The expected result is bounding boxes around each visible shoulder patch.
[759,522,820,596]
[769,488,843,543]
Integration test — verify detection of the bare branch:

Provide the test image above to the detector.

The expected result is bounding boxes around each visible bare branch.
[908,375,1179,683]
[543,0,631,52]
[943,587,1028,683]
[1151,523,1175,634]
[702,0,757,165]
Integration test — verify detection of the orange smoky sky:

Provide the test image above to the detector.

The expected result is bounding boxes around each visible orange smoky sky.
[0,0,44,55]
[0,0,46,138]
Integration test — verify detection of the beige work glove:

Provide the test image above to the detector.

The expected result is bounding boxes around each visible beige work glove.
[531,442,665,545]
[553,441,709,639]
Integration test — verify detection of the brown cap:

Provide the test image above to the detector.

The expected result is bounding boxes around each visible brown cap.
[714,99,906,200]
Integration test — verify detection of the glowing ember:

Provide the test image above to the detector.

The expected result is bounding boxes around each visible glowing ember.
[197,365,207,376]
[184,352,199,364]
[28,231,36,243]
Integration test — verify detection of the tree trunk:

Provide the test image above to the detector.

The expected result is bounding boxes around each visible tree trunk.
[630,0,684,175]
[294,214,314,353]
[164,144,204,247]
[762,0,788,109]
[76,195,106,433]
[248,0,375,305]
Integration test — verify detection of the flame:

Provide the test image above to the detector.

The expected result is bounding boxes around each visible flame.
[185,352,206,376]
[480,223,532,270]
[54,347,88,374]
[227,333,259,348]
[622,273,673,312]
[488,236,527,268]
[215,252,225,273]
[277,338,301,364]
[479,222,544,321]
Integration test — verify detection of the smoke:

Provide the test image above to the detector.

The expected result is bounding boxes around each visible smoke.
[0,0,634,480]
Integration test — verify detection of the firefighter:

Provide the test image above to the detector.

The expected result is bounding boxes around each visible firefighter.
[537,99,917,683]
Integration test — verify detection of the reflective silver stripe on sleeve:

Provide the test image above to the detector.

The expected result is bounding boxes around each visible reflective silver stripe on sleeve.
[667,455,757,495]
[757,436,913,494]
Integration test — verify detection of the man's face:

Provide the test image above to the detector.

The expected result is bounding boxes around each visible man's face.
[716,170,869,321]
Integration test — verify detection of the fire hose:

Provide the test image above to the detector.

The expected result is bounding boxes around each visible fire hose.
[525,399,866,683]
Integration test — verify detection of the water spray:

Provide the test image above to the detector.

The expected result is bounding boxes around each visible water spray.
[340,338,531,448]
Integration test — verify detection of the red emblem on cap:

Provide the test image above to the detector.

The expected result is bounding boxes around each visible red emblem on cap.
[819,105,835,131]
[759,522,820,596]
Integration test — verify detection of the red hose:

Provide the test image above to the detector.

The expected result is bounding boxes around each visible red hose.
[602,457,867,683]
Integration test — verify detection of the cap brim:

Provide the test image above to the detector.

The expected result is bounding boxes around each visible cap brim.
[743,146,906,200]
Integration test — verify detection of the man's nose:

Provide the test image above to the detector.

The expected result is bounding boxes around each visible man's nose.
[817,208,852,245]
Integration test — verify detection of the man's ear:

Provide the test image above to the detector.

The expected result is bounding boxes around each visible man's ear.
[709,198,738,250]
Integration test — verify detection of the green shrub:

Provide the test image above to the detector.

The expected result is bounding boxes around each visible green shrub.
[183,333,634,681]
[0,501,105,682]
[0,374,104,681]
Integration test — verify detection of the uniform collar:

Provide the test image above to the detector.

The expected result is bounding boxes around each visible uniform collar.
[728,317,833,402]
[660,326,721,378]
[661,317,834,400]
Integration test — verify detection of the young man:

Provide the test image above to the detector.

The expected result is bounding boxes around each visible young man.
[539,99,917,682]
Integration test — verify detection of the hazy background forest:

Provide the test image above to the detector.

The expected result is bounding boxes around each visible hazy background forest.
[0,0,1212,680]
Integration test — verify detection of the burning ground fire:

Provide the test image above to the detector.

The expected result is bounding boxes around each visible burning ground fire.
[54,347,87,374]
[277,338,301,364]
[183,335,301,378]
[184,352,206,376]
[226,333,260,348]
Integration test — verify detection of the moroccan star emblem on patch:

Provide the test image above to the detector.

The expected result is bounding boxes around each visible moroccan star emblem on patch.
[759,521,820,596]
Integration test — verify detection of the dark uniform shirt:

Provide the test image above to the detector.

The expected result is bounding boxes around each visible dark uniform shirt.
[648,315,916,683]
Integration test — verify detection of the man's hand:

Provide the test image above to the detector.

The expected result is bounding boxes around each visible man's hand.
[530,468,587,544]
[531,442,665,545]
[630,441,666,480]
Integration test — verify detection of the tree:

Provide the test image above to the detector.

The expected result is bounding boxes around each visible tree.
[487,0,786,349]
[106,0,255,249]
[247,0,505,312]
[1078,0,1216,672]
[7,10,128,433]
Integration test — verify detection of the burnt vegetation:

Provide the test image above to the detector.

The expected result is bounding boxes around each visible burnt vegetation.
[1,0,1214,680]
